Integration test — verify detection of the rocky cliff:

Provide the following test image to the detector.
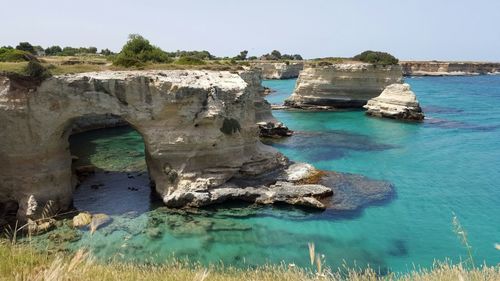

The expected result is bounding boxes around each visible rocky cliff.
[0,70,335,222]
[285,63,403,109]
[400,61,500,76]
[251,62,304,79]
[364,83,424,121]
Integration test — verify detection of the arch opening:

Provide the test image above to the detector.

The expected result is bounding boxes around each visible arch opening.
[67,114,161,216]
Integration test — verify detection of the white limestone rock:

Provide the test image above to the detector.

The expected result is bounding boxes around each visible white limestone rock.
[285,62,402,109]
[363,83,424,120]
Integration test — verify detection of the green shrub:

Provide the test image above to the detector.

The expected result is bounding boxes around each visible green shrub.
[22,61,51,80]
[0,48,36,62]
[15,42,35,54]
[175,56,206,65]
[353,50,399,65]
[113,34,172,67]
[220,118,241,135]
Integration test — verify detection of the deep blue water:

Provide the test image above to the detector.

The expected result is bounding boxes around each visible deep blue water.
[38,75,500,273]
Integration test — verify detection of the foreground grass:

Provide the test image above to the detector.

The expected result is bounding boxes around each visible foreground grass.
[0,242,498,281]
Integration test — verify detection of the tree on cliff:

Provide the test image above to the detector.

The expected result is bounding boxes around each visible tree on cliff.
[260,50,302,61]
[113,34,172,67]
[16,42,36,55]
[234,50,248,60]
[45,46,63,55]
[353,50,399,65]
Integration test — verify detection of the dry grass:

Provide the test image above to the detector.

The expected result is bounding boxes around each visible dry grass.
[0,55,247,76]
[0,62,28,74]
[297,170,328,185]
[0,241,498,281]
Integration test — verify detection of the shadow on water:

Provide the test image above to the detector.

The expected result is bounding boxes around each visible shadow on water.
[424,117,500,132]
[262,130,397,162]
[69,126,155,215]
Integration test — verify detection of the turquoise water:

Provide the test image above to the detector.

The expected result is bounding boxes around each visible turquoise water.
[44,76,500,273]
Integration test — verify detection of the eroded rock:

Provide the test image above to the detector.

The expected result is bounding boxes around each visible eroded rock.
[285,63,402,109]
[251,62,304,79]
[364,83,424,121]
[72,212,92,228]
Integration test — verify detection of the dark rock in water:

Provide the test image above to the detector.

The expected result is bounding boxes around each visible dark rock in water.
[257,121,293,138]
[320,171,394,211]
[265,131,395,162]
[387,239,409,257]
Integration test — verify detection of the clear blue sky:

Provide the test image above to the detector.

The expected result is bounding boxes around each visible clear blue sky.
[1,0,499,61]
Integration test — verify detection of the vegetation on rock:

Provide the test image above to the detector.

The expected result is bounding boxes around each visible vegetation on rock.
[175,56,206,65]
[260,50,303,61]
[354,50,399,65]
[113,34,172,67]
[22,61,52,80]
[0,47,36,62]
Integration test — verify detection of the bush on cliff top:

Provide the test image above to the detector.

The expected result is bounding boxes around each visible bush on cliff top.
[353,50,399,65]
[0,48,37,62]
[175,56,206,65]
[23,61,51,80]
[113,34,172,67]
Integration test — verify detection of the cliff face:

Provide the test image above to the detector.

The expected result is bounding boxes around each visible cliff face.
[400,61,500,76]
[285,63,403,109]
[251,62,304,79]
[0,70,335,221]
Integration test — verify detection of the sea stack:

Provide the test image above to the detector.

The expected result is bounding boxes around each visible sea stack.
[285,62,402,109]
[364,83,424,121]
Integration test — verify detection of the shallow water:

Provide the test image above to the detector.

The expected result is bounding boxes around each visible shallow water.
[38,76,500,273]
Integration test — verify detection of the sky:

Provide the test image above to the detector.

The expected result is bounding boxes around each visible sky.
[1,0,500,61]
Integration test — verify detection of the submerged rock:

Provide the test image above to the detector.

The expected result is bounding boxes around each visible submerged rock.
[364,83,424,121]
[320,172,394,211]
[90,213,112,234]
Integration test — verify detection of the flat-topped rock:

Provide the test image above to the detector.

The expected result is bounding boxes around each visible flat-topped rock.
[400,61,500,76]
[364,83,424,121]
[285,63,402,109]
[251,62,304,79]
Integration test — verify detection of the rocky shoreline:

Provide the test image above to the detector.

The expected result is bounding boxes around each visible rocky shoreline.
[400,61,500,76]
[0,69,394,226]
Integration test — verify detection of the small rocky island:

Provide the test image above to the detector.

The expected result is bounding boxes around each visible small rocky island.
[364,83,424,121]
[285,62,402,109]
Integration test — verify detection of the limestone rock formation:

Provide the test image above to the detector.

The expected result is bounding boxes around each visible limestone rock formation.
[364,83,424,121]
[400,61,500,76]
[72,212,92,228]
[240,69,293,138]
[251,62,304,79]
[257,121,293,138]
[285,63,403,109]
[0,70,325,221]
